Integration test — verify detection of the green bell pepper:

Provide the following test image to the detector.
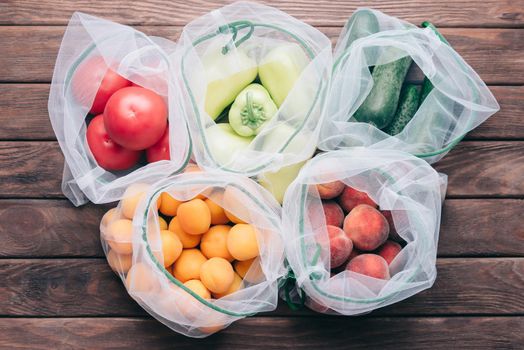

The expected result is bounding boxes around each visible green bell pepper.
[205,123,254,166]
[258,43,309,107]
[228,83,278,137]
[203,45,257,120]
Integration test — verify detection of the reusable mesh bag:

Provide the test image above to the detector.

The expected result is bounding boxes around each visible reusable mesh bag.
[282,149,447,314]
[319,8,499,164]
[100,171,285,337]
[48,12,191,206]
[173,1,332,175]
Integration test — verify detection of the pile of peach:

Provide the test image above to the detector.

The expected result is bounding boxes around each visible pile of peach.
[101,183,263,301]
[317,182,403,280]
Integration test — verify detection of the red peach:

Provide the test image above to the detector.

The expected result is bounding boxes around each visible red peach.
[338,186,377,213]
[319,225,353,269]
[347,248,361,262]
[381,210,403,242]
[346,254,390,279]
[376,240,402,265]
[317,181,345,200]
[322,200,344,228]
[343,204,389,251]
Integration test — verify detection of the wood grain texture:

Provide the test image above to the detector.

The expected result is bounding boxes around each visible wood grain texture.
[2,84,521,141]
[0,199,522,258]
[1,0,523,27]
[0,258,522,316]
[0,317,522,349]
[0,141,522,198]
[1,26,523,84]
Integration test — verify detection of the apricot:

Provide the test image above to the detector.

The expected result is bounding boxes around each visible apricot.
[200,257,235,294]
[205,198,230,225]
[106,219,133,254]
[125,262,159,292]
[159,192,182,217]
[158,217,168,230]
[177,199,211,235]
[172,249,207,283]
[316,181,345,199]
[159,230,183,267]
[224,210,245,224]
[200,225,234,261]
[168,217,201,248]
[101,207,118,227]
[234,258,264,284]
[183,279,211,299]
[121,183,150,219]
[321,225,353,269]
[223,186,248,224]
[106,250,132,274]
[213,272,243,299]
[346,254,390,279]
[338,186,377,213]
[322,200,344,228]
[227,224,259,261]
[376,240,402,265]
[343,204,389,251]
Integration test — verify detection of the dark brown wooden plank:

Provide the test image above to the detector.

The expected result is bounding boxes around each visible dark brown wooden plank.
[2,84,521,141]
[1,199,522,258]
[0,258,522,316]
[1,26,523,84]
[0,317,522,349]
[1,0,523,27]
[1,141,522,198]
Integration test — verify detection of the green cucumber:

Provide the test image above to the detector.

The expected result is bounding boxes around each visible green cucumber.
[345,9,379,48]
[353,56,413,129]
[384,84,420,135]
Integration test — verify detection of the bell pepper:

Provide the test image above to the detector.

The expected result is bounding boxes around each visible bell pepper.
[258,160,307,204]
[228,83,278,137]
[205,123,254,166]
[203,45,257,120]
[258,43,309,107]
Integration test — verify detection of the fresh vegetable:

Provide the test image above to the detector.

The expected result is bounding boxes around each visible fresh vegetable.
[353,56,413,129]
[419,77,433,105]
[260,122,311,155]
[344,9,379,48]
[258,43,309,107]
[86,114,141,171]
[205,123,253,167]
[203,45,257,119]
[258,161,306,204]
[228,83,278,137]
[104,86,168,151]
[384,84,420,135]
[72,56,131,115]
[146,128,170,163]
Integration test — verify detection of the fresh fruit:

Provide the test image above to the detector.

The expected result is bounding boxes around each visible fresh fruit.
[101,207,118,227]
[146,128,170,163]
[234,258,264,283]
[104,86,168,150]
[213,272,243,298]
[382,210,403,242]
[183,279,211,299]
[200,257,235,294]
[159,230,183,267]
[86,114,141,171]
[376,240,402,265]
[168,217,202,248]
[317,181,345,199]
[159,192,181,217]
[177,199,211,235]
[338,186,377,213]
[171,249,207,283]
[121,183,152,220]
[205,198,230,225]
[346,254,390,279]
[72,56,131,115]
[224,209,246,224]
[227,224,259,261]
[384,84,420,135]
[343,204,389,251]
[322,200,344,227]
[125,262,159,292]
[106,250,132,274]
[105,219,133,254]
[321,225,353,269]
[200,225,234,261]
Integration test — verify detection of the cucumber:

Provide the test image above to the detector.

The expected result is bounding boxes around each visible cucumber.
[353,56,413,129]
[345,9,379,48]
[384,84,420,135]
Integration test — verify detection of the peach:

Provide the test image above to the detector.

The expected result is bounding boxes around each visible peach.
[345,254,390,279]
[319,225,353,269]
[338,186,377,213]
[347,248,361,262]
[316,181,345,199]
[177,198,211,235]
[381,210,403,242]
[200,257,235,294]
[376,240,402,265]
[322,200,344,228]
[343,204,389,251]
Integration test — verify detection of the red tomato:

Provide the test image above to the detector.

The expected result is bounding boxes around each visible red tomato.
[72,56,131,115]
[104,86,168,151]
[86,114,141,171]
[146,128,170,163]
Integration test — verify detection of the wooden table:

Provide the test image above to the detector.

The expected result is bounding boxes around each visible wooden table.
[1,1,523,348]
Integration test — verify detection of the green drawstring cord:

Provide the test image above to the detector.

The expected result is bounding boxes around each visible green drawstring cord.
[217,20,255,55]
[281,269,307,311]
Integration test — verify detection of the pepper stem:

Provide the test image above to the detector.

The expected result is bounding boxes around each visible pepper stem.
[241,92,266,129]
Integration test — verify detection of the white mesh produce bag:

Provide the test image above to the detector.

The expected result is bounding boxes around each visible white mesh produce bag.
[282,149,447,314]
[48,12,191,205]
[100,171,286,338]
[173,1,332,175]
[319,8,499,164]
